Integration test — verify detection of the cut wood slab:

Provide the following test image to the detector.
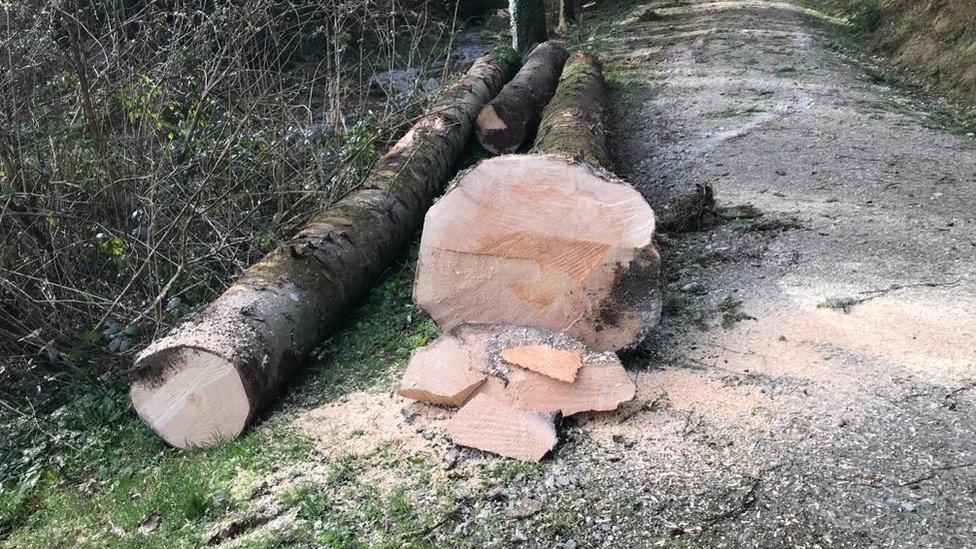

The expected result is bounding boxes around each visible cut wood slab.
[414,154,662,351]
[399,324,635,415]
[478,352,635,416]
[397,336,486,406]
[501,345,582,383]
[446,393,557,461]
[476,41,569,154]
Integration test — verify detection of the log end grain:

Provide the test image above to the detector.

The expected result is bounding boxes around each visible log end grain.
[414,155,662,351]
[130,347,251,448]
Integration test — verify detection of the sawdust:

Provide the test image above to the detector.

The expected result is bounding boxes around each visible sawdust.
[292,391,447,459]
[695,293,976,388]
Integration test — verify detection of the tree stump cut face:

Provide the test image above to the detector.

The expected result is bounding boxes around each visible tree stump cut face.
[414,155,662,351]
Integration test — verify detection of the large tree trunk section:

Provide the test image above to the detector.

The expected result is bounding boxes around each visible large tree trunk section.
[413,155,663,352]
[129,50,518,449]
[509,0,548,53]
[476,41,569,154]
[531,51,610,169]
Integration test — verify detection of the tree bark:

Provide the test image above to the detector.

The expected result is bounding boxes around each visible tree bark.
[476,41,569,154]
[129,49,518,449]
[531,51,610,169]
[509,0,547,53]
[558,0,576,29]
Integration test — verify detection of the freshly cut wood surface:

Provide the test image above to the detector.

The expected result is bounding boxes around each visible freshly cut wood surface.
[446,393,557,461]
[478,353,635,416]
[532,51,610,169]
[129,50,518,448]
[476,41,569,154]
[414,155,662,352]
[401,324,635,414]
[501,345,582,383]
[397,337,486,406]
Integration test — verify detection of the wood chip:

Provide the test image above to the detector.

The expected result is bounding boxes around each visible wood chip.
[396,337,486,407]
[479,353,635,416]
[446,393,557,462]
[501,345,583,382]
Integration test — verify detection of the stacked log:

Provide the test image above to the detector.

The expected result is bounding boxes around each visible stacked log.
[476,41,569,154]
[531,51,610,169]
[129,49,519,448]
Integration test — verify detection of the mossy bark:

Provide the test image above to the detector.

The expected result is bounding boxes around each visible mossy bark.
[558,0,576,29]
[130,49,517,448]
[531,51,610,169]
[510,0,547,53]
[476,41,569,154]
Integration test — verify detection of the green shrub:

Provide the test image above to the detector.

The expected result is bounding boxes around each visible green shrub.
[845,0,883,34]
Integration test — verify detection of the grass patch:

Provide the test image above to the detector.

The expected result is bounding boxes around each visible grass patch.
[1,262,437,546]
[817,296,863,313]
[718,298,755,329]
[843,0,882,35]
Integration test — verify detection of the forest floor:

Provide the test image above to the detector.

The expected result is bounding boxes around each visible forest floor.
[6,0,976,547]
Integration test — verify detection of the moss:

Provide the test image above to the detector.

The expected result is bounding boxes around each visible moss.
[492,45,523,74]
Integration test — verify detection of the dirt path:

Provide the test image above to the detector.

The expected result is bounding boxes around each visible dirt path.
[571,0,976,545]
[268,2,976,547]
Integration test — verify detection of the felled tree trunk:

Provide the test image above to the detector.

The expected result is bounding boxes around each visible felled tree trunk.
[558,0,576,28]
[129,49,517,449]
[531,51,610,169]
[509,0,547,53]
[413,154,663,352]
[476,41,569,154]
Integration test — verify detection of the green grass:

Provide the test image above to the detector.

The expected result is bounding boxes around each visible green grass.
[817,296,863,313]
[1,263,440,546]
[800,0,976,140]
[718,298,756,329]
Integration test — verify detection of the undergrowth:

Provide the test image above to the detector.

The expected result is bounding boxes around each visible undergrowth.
[800,0,976,105]
[0,0,463,425]
[0,264,437,545]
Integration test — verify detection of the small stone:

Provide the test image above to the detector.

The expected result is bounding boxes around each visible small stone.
[508,497,544,518]
[679,281,705,294]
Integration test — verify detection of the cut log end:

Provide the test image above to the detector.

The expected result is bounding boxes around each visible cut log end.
[130,348,251,448]
[476,105,508,132]
[414,154,662,351]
